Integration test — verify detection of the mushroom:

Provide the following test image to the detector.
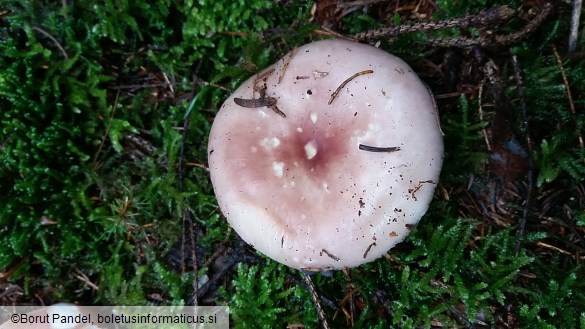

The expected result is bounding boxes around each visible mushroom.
[208,39,443,271]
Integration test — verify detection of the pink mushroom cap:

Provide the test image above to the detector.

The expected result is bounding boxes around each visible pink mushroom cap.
[208,39,443,270]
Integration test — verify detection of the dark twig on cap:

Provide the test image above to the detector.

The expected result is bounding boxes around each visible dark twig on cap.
[268,104,286,118]
[358,144,400,153]
[234,97,286,118]
[362,242,377,259]
[320,249,340,262]
[328,70,374,105]
[234,96,277,108]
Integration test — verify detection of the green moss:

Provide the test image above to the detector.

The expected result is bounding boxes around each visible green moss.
[1,0,584,328]
[225,261,318,328]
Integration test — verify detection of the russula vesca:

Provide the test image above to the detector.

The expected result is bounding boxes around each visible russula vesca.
[208,39,443,271]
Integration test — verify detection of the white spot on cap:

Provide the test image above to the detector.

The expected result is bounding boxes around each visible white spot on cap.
[260,137,281,150]
[272,161,284,177]
[310,112,318,124]
[251,146,258,153]
[313,70,329,79]
[297,127,303,133]
[304,140,318,160]
[257,109,267,117]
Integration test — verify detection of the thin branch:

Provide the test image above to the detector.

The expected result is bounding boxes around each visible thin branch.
[194,238,246,302]
[185,162,210,172]
[536,241,572,255]
[32,26,69,59]
[569,0,583,53]
[478,83,492,151]
[92,89,120,169]
[314,27,357,41]
[353,6,515,40]
[301,272,330,329]
[178,93,200,306]
[552,45,585,154]
[73,269,99,292]
[336,0,388,8]
[328,70,373,105]
[61,0,68,18]
[358,144,400,153]
[511,55,534,257]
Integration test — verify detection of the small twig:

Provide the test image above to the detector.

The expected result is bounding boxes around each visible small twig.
[449,305,477,329]
[336,0,388,8]
[278,50,295,84]
[108,83,167,90]
[301,271,330,329]
[196,80,231,92]
[494,3,552,46]
[434,91,464,99]
[552,45,585,154]
[234,97,286,118]
[269,105,287,118]
[185,162,210,171]
[314,27,357,42]
[288,274,338,311]
[328,70,373,105]
[234,97,277,108]
[178,107,191,192]
[511,55,534,257]
[181,209,198,306]
[257,68,276,81]
[353,6,515,40]
[92,89,120,169]
[0,257,29,282]
[179,93,200,305]
[32,26,69,59]
[478,83,492,151]
[194,238,246,301]
[358,144,400,153]
[569,0,582,53]
[562,204,585,249]
[73,269,99,292]
[341,269,355,327]
[162,72,175,95]
[362,242,377,259]
[320,249,340,262]
[60,0,68,19]
[424,3,551,48]
[536,241,572,255]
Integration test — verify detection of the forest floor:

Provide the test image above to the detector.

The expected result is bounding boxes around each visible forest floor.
[1,0,584,328]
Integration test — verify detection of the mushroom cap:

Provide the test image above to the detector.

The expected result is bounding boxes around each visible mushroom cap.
[208,39,443,270]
